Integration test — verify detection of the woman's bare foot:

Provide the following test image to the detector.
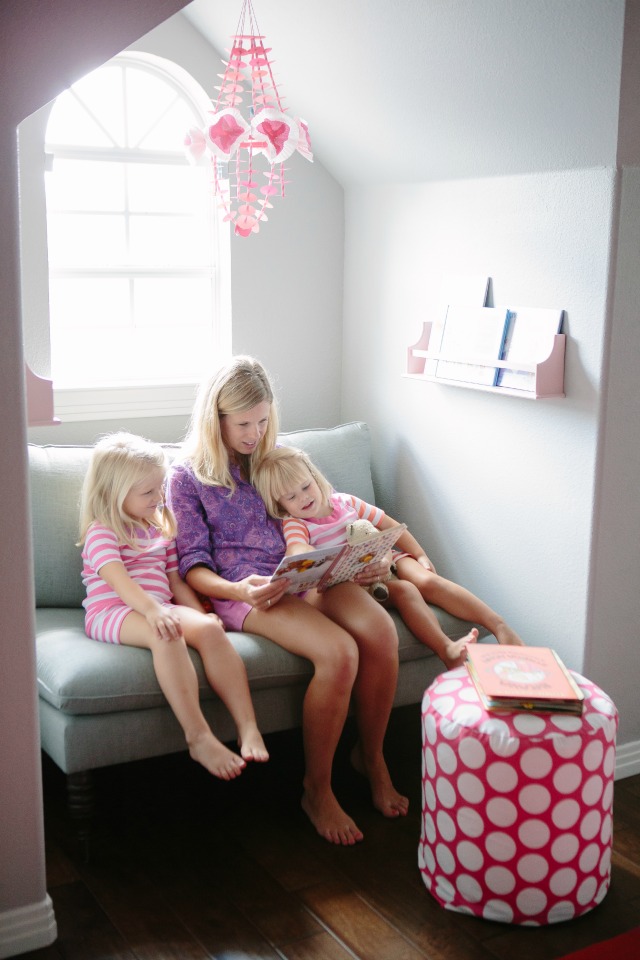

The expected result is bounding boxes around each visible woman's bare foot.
[301,787,364,845]
[351,745,409,818]
[494,623,525,646]
[238,723,270,762]
[188,731,246,780]
[443,627,479,668]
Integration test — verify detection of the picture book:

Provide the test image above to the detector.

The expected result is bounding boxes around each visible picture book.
[424,275,490,377]
[465,644,584,715]
[270,523,407,594]
[434,306,512,387]
[496,308,564,391]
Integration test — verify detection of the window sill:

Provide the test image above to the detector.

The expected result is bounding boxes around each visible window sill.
[53,382,199,422]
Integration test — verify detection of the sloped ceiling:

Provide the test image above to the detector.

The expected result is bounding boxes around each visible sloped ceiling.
[183,0,623,186]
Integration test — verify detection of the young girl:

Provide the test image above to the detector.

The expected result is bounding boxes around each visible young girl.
[253,446,524,667]
[167,357,407,846]
[79,432,269,781]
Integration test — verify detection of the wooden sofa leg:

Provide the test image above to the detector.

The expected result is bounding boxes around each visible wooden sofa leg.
[66,770,95,862]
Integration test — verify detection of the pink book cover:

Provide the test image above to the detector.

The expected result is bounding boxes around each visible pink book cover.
[465,645,584,711]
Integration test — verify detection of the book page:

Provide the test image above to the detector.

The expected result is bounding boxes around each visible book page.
[435,306,511,387]
[424,275,489,376]
[270,544,345,594]
[323,523,407,589]
[497,308,564,390]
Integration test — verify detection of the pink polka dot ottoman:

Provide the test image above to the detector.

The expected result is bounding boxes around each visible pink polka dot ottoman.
[419,666,618,925]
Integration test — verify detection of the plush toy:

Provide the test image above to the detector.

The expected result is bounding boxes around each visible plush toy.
[346,518,397,603]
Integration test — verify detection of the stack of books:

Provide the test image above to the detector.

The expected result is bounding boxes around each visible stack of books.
[465,645,584,715]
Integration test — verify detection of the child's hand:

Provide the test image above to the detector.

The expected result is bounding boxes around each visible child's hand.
[418,555,436,574]
[206,612,225,629]
[146,604,183,641]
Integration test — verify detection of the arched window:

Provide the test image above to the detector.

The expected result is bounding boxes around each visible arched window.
[43,52,229,416]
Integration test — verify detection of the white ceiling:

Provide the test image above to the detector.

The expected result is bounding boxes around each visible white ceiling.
[183,0,623,187]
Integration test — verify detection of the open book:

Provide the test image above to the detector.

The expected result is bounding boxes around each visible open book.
[271,524,407,594]
[465,644,584,715]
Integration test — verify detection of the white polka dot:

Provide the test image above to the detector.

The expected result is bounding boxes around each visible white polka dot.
[435,777,456,809]
[579,843,600,873]
[424,780,436,811]
[552,735,584,759]
[456,840,484,871]
[585,713,615,737]
[550,868,578,896]
[486,762,519,793]
[518,819,550,850]
[516,888,547,916]
[418,842,427,871]
[440,718,462,740]
[436,843,456,874]
[547,901,576,923]
[577,876,598,906]
[519,784,551,815]
[485,832,516,862]
[590,695,616,717]
[602,780,614,812]
[436,810,456,842]
[483,900,514,923]
[458,772,485,804]
[550,715,583,733]
[551,833,580,863]
[459,685,481,703]
[423,747,437,778]
[517,854,548,883]
[599,846,612,877]
[485,865,516,894]
[458,737,486,769]
[603,745,616,778]
[513,713,547,735]
[583,740,604,771]
[580,809,602,841]
[422,844,436,874]
[437,742,458,775]
[457,807,485,839]
[582,774,604,807]
[423,712,438,744]
[456,874,483,903]
[453,704,484,727]
[520,748,553,779]
[434,875,456,902]
[480,720,520,757]
[595,878,610,905]
[486,797,518,828]
[600,813,613,845]
[423,813,436,843]
[435,678,464,695]
[552,798,581,829]
[432,695,456,717]
[553,763,582,794]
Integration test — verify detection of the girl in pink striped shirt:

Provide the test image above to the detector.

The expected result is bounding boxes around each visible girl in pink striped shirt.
[79,432,268,780]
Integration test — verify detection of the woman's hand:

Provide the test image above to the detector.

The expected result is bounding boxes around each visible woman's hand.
[236,574,290,611]
[353,552,392,587]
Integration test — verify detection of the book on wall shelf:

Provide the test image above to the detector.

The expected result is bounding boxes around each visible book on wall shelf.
[496,308,565,391]
[434,305,512,387]
[270,524,407,594]
[465,644,584,715]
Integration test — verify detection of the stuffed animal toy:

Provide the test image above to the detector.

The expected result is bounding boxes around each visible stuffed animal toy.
[346,518,397,603]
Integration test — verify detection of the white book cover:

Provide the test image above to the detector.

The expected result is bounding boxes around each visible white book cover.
[424,275,489,376]
[497,308,564,390]
[435,305,511,387]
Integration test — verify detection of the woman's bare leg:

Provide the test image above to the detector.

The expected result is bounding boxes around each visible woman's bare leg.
[245,596,363,845]
[119,612,246,780]
[312,583,409,819]
[395,557,524,646]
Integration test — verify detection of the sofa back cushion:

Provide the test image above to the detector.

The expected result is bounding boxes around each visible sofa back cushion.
[29,421,375,609]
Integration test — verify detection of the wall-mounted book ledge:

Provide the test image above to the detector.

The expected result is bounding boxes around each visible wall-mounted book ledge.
[404,306,566,399]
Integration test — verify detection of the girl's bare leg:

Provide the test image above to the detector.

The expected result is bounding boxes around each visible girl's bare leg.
[245,596,363,845]
[176,606,268,762]
[395,557,525,646]
[119,612,246,780]
[312,583,409,819]
[386,580,478,668]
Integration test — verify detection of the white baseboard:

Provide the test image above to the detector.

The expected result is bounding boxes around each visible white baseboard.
[0,895,56,959]
[615,739,640,780]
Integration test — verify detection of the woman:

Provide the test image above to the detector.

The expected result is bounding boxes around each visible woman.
[167,356,407,845]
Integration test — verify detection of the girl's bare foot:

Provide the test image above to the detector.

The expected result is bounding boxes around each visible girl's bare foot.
[443,627,479,668]
[188,731,246,780]
[301,787,364,845]
[495,623,525,646]
[238,724,270,762]
[351,745,409,818]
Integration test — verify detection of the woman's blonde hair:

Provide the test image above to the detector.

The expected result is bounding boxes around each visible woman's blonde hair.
[78,432,176,548]
[253,446,333,519]
[184,355,280,491]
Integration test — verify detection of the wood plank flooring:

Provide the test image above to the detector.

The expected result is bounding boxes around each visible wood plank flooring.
[10,705,640,960]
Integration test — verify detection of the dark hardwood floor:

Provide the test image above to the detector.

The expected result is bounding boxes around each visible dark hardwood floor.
[12,705,640,960]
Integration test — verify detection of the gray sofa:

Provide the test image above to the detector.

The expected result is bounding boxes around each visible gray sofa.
[29,422,485,847]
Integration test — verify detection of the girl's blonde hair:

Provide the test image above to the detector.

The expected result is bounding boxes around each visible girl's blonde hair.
[253,446,333,519]
[78,432,176,548]
[184,355,280,491]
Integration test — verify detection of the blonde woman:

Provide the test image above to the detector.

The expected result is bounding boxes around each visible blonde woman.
[167,357,408,845]
[79,432,268,780]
